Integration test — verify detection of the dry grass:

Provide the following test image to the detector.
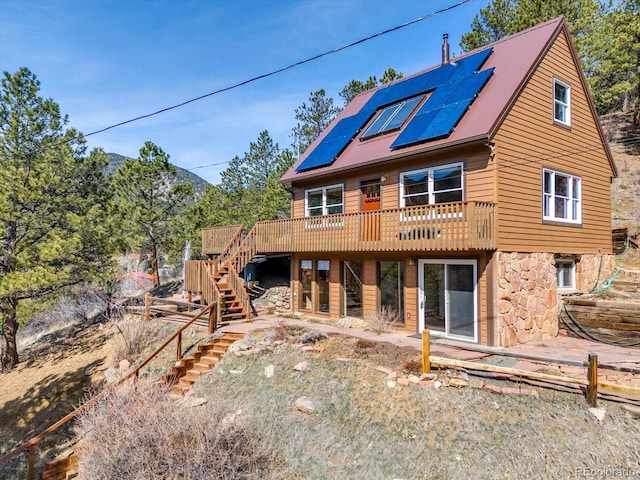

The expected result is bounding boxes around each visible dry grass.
[365,306,400,334]
[193,331,640,480]
[77,383,277,480]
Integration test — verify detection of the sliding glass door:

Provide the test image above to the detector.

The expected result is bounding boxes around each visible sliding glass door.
[418,259,477,341]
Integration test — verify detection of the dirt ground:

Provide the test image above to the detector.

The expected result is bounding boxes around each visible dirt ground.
[0,316,114,453]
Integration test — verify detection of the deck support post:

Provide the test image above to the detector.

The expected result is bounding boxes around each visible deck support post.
[587,353,598,407]
[422,330,431,374]
[144,292,151,321]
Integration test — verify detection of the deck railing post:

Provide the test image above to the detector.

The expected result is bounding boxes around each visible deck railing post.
[176,332,183,361]
[28,444,36,480]
[587,353,598,407]
[144,292,151,322]
[422,330,431,374]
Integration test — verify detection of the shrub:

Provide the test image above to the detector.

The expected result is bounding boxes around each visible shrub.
[365,306,400,334]
[78,384,277,479]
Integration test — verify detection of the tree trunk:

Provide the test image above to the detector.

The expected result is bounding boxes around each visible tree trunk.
[150,235,160,288]
[1,296,20,371]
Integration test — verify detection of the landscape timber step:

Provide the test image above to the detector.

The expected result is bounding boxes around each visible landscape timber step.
[40,451,79,480]
[167,332,245,395]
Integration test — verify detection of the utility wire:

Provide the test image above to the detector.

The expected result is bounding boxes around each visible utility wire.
[82,0,474,138]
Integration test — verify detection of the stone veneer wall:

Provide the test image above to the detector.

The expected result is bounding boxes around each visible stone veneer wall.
[496,251,616,347]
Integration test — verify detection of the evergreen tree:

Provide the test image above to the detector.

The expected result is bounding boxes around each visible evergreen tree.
[458,0,636,115]
[339,68,403,105]
[292,89,340,155]
[589,0,640,115]
[0,68,115,370]
[218,131,293,226]
[112,142,193,287]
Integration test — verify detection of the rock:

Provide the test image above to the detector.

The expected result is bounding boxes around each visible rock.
[103,366,119,383]
[293,361,308,372]
[448,378,468,388]
[408,374,421,384]
[588,407,606,422]
[179,397,208,408]
[119,359,131,372]
[434,380,443,389]
[265,364,275,378]
[397,377,410,387]
[229,369,243,375]
[294,396,317,414]
[385,379,397,388]
[375,365,394,375]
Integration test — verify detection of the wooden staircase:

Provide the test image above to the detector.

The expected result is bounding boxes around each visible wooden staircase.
[40,452,79,480]
[164,332,245,394]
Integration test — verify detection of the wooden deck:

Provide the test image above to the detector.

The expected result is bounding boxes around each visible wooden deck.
[255,201,496,252]
[201,201,496,255]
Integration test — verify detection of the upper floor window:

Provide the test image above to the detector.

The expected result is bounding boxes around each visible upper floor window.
[361,95,425,139]
[553,79,570,126]
[543,169,581,224]
[305,184,344,217]
[400,163,463,207]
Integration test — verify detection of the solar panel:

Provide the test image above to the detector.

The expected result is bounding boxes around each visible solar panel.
[448,48,493,82]
[445,68,493,104]
[416,100,472,140]
[296,47,494,172]
[296,114,367,172]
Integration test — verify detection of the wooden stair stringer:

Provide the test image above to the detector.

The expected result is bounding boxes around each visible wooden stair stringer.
[164,333,245,395]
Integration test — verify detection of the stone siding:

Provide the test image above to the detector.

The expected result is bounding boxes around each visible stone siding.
[496,251,617,347]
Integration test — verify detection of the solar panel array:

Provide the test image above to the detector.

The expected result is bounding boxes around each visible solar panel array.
[296,47,494,173]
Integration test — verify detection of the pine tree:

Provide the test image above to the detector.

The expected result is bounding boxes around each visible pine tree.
[112,142,193,287]
[0,68,115,370]
[292,89,340,155]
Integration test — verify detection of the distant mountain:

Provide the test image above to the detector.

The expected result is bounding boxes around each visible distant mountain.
[106,153,210,198]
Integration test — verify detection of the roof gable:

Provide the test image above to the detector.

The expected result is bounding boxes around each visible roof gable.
[296,48,494,173]
[281,16,587,183]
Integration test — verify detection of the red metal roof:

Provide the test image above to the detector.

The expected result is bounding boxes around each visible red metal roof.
[281,16,567,184]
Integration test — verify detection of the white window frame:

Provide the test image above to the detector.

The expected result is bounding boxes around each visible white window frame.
[400,162,464,209]
[305,184,344,217]
[304,184,344,228]
[553,78,571,126]
[556,260,575,290]
[543,169,581,224]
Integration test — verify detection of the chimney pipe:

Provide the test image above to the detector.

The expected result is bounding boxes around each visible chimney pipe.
[442,33,450,65]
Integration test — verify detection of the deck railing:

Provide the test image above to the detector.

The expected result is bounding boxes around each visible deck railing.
[252,201,496,253]
[202,224,243,255]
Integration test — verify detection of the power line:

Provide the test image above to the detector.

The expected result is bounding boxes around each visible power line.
[83,0,474,138]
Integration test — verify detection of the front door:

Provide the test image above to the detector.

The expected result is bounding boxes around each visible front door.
[418,259,477,341]
[360,179,381,241]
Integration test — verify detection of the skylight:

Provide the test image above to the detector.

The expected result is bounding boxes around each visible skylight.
[361,95,424,139]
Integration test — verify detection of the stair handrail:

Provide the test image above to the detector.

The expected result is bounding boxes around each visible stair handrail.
[225,261,253,318]
[226,225,258,276]
[344,262,363,302]
[217,224,246,265]
[0,302,216,480]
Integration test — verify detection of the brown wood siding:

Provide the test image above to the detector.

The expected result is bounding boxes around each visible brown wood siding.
[493,30,614,254]
[362,260,378,320]
[289,145,495,221]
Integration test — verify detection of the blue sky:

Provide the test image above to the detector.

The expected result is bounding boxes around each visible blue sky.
[0,0,484,184]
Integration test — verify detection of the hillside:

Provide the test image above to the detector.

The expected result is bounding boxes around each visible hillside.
[603,112,640,236]
[106,152,210,198]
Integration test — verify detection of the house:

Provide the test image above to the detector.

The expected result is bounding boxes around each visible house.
[189,16,618,347]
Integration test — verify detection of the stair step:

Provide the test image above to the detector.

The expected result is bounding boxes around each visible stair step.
[179,376,195,386]
[193,362,213,372]
[185,370,203,382]
[200,355,221,366]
